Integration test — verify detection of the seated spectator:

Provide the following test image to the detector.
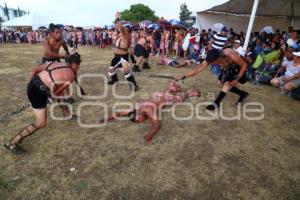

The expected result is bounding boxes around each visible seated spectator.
[245,52,257,80]
[254,37,264,55]
[233,39,246,57]
[271,51,300,94]
[287,30,299,47]
[187,45,201,64]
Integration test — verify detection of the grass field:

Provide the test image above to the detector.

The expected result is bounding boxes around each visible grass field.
[0,44,299,200]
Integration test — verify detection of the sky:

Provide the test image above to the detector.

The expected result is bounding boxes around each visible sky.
[1,0,228,26]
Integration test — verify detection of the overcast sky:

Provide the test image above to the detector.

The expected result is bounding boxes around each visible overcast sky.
[2,0,228,26]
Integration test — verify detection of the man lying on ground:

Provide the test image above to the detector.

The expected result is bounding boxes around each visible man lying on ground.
[157,55,189,68]
[100,81,200,142]
[4,53,81,155]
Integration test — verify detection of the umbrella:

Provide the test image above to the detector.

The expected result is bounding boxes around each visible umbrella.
[131,24,140,31]
[157,19,171,28]
[38,26,47,31]
[168,19,186,29]
[123,23,132,29]
[75,26,83,31]
[56,24,65,29]
[261,26,274,34]
[180,21,190,28]
[171,23,187,29]
[140,20,152,28]
[107,24,116,29]
[168,19,180,25]
[147,23,160,30]
[64,25,74,31]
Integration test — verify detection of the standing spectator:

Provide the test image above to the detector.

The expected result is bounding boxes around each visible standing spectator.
[164,29,171,56]
[210,26,228,50]
[182,30,191,58]
[153,29,161,55]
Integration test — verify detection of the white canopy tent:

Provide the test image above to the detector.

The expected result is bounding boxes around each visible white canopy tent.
[196,0,300,50]
[2,13,55,30]
[197,0,300,32]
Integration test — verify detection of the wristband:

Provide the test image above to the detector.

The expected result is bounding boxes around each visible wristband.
[236,75,241,81]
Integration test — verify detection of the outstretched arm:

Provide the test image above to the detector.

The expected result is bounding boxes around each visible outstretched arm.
[143,113,161,143]
[114,12,127,37]
[175,60,209,80]
[175,62,188,68]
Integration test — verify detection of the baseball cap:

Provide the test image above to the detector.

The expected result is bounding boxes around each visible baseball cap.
[293,52,300,57]
[221,27,228,33]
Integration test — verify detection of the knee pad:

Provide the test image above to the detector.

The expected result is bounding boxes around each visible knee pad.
[124,71,133,79]
[120,57,129,65]
[108,66,117,76]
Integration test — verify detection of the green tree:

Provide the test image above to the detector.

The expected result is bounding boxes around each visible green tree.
[179,3,195,26]
[120,4,158,22]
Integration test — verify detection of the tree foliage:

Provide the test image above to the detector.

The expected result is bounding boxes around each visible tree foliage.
[179,3,196,26]
[120,4,159,22]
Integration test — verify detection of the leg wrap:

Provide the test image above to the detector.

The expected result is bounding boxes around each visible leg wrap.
[10,124,38,144]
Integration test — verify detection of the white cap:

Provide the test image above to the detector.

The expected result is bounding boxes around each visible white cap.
[234,40,241,44]
[211,23,224,33]
[293,52,300,57]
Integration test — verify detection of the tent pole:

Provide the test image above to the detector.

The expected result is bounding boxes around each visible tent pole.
[290,1,294,27]
[243,0,260,51]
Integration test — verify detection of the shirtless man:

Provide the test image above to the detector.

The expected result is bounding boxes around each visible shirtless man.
[107,12,139,91]
[100,81,200,142]
[173,30,184,60]
[160,31,165,55]
[133,30,151,72]
[177,48,249,110]
[4,53,81,155]
[129,30,138,64]
[164,29,171,56]
[42,23,70,64]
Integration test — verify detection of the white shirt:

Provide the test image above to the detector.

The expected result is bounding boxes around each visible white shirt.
[234,46,246,57]
[182,33,191,50]
[285,61,300,78]
[287,38,298,47]
[195,33,200,43]
[282,57,292,67]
